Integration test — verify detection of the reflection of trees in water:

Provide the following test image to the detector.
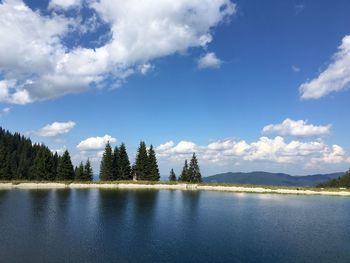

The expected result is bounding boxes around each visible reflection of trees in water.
[183,190,201,210]
[54,189,71,217]
[0,189,9,205]
[28,190,52,220]
[97,189,130,222]
[128,190,160,260]
[132,190,159,220]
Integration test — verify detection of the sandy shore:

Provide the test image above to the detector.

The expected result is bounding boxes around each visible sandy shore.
[0,182,349,196]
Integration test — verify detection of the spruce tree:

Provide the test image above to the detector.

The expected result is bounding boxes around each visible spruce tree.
[112,146,120,180]
[118,143,131,180]
[100,142,113,181]
[52,152,59,179]
[179,160,189,182]
[188,153,202,183]
[75,162,85,181]
[30,147,55,180]
[57,150,74,180]
[134,141,149,180]
[147,145,160,181]
[169,168,176,182]
[84,159,93,181]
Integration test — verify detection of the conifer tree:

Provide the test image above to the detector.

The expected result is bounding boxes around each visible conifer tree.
[169,168,176,182]
[147,145,160,181]
[100,142,113,181]
[112,146,120,180]
[118,143,131,180]
[188,153,202,183]
[57,150,74,180]
[134,141,149,180]
[51,152,58,178]
[179,160,189,182]
[84,159,93,181]
[75,162,85,181]
[30,147,55,180]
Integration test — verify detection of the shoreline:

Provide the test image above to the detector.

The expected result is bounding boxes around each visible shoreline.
[0,182,349,196]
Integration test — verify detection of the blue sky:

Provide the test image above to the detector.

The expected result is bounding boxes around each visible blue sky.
[0,0,350,176]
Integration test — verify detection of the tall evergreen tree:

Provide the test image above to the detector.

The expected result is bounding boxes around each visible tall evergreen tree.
[147,145,160,181]
[100,142,113,181]
[75,162,85,181]
[84,159,93,181]
[57,150,74,180]
[134,141,149,180]
[29,146,55,180]
[52,152,59,179]
[179,160,189,182]
[118,143,131,180]
[188,153,202,183]
[112,146,120,180]
[169,168,176,182]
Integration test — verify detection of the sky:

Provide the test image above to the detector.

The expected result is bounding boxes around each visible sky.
[0,0,350,177]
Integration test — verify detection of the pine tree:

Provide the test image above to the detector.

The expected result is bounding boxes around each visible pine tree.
[147,145,160,181]
[179,160,189,182]
[112,146,120,180]
[169,168,176,182]
[75,162,85,181]
[118,143,131,180]
[134,141,149,180]
[30,147,55,180]
[100,142,113,181]
[84,159,93,181]
[52,152,59,179]
[0,146,12,180]
[188,153,202,183]
[57,150,74,180]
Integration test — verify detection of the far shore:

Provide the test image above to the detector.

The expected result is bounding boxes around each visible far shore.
[0,181,349,197]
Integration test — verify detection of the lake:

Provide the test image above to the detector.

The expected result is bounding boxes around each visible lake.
[0,189,349,262]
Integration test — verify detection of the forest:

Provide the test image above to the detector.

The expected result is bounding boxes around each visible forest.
[0,127,202,183]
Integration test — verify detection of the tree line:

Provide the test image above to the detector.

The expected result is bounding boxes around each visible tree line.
[0,128,92,181]
[318,169,350,188]
[0,127,202,183]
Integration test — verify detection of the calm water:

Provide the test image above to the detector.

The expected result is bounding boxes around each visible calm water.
[0,189,349,263]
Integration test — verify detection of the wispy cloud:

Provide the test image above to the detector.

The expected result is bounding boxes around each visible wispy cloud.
[0,107,10,117]
[292,65,301,73]
[36,121,76,137]
[300,35,350,99]
[197,52,223,69]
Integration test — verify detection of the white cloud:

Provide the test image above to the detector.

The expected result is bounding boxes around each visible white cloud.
[300,35,350,99]
[197,52,222,69]
[292,65,300,73]
[156,136,350,167]
[51,146,67,156]
[262,118,331,137]
[139,63,154,75]
[49,0,81,10]
[77,134,116,151]
[0,107,11,116]
[36,121,76,137]
[295,4,305,14]
[0,0,236,104]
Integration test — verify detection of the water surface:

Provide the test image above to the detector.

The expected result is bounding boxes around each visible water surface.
[0,189,349,262]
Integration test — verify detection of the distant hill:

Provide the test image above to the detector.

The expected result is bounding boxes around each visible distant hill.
[203,171,345,187]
